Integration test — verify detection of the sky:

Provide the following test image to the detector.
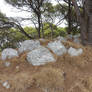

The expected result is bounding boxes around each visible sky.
[0,0,66,27]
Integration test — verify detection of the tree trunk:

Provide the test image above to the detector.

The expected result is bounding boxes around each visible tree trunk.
[68,0,72,34]
[72,0,92,45]
[87,15,92,44]
[85,0,92,44]
[38,15,41,38]
[41,20,45,38]
[50,24,54,39]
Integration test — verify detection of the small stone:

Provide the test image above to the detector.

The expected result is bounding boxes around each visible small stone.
[66,34,73,40]
[2,81,10,89]
[16,66,19,69]
[4,62,11,67]
[73,34,80,38]
[73,38,81,44]
[6,84,10,89]
[56,36,67,42]
[68,47,83,56]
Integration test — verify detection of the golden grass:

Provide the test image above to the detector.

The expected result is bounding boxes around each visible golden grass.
[31,67,64,88]
[69,75,92,92]
[0,67,64,92]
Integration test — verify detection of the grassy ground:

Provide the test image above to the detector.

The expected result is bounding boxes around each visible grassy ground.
[0,40,92,92]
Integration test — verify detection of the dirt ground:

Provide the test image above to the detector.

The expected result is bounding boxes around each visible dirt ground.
[0,40,92,92]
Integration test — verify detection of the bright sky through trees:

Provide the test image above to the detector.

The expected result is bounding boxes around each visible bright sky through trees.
[0,0,66,27]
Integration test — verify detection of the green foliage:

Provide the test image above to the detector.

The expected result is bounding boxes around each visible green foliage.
[54,27,67,37]
[24,27,38,38]
[43,22,67,38]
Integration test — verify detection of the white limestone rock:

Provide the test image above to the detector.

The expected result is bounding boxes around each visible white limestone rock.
[56,36,67,42]
[2,81,10,89]
[68,47,83,56]
[1,48,18,60]
[73,38,81,44]
[66,34,73,40]
[73,34,81,44]
[18,40,41,53]
[47,40,67,56]
[73,34,80,38]
[4,62,11,67]
[27,46,55,66]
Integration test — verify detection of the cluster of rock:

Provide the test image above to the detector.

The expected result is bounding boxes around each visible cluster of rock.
[1,35,83,66]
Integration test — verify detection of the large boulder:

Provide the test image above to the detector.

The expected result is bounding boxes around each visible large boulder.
[18,40,41,53]
[27,46,55,66]
[47,41,67,56]
[68,47,83,56]
[1,48,18,60]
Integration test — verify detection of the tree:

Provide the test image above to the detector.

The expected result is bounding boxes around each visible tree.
[0,11,34,50]
[56,0,78,34]
[72,0,92,45]
[5,0,51,38]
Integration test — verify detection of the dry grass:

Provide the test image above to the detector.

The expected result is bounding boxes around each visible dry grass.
[0,72,32,92]
[68,75,92,92]
[0,67,64,92]
[61,41,92,67]
[31,67,64,88]
[62,40,84,49]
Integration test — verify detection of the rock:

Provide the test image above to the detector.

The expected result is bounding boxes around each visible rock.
[18,40,41,54]
[66,34,73,40]
[2,81,10,89]
[73,34,80,38]
[4,62,11,67]
[27,46,55,66]
[47,41,67,56]
[73,34,81,44]
[68,47,83,56]
[56,36,67,42]
[73,38,81,44]
[1,48,18,60]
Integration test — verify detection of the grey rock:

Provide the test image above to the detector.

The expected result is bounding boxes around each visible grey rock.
[56,36,67,42]
[4,62,11,67]
[47,40,67,56]
[73,38,81,44]
[68,47,83,56]
[2,81,10,89]
[1,48,18,60]
[18,40,41,54]
[66,34,73,40]
[27,46,55,66]
[73,34,80,38]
